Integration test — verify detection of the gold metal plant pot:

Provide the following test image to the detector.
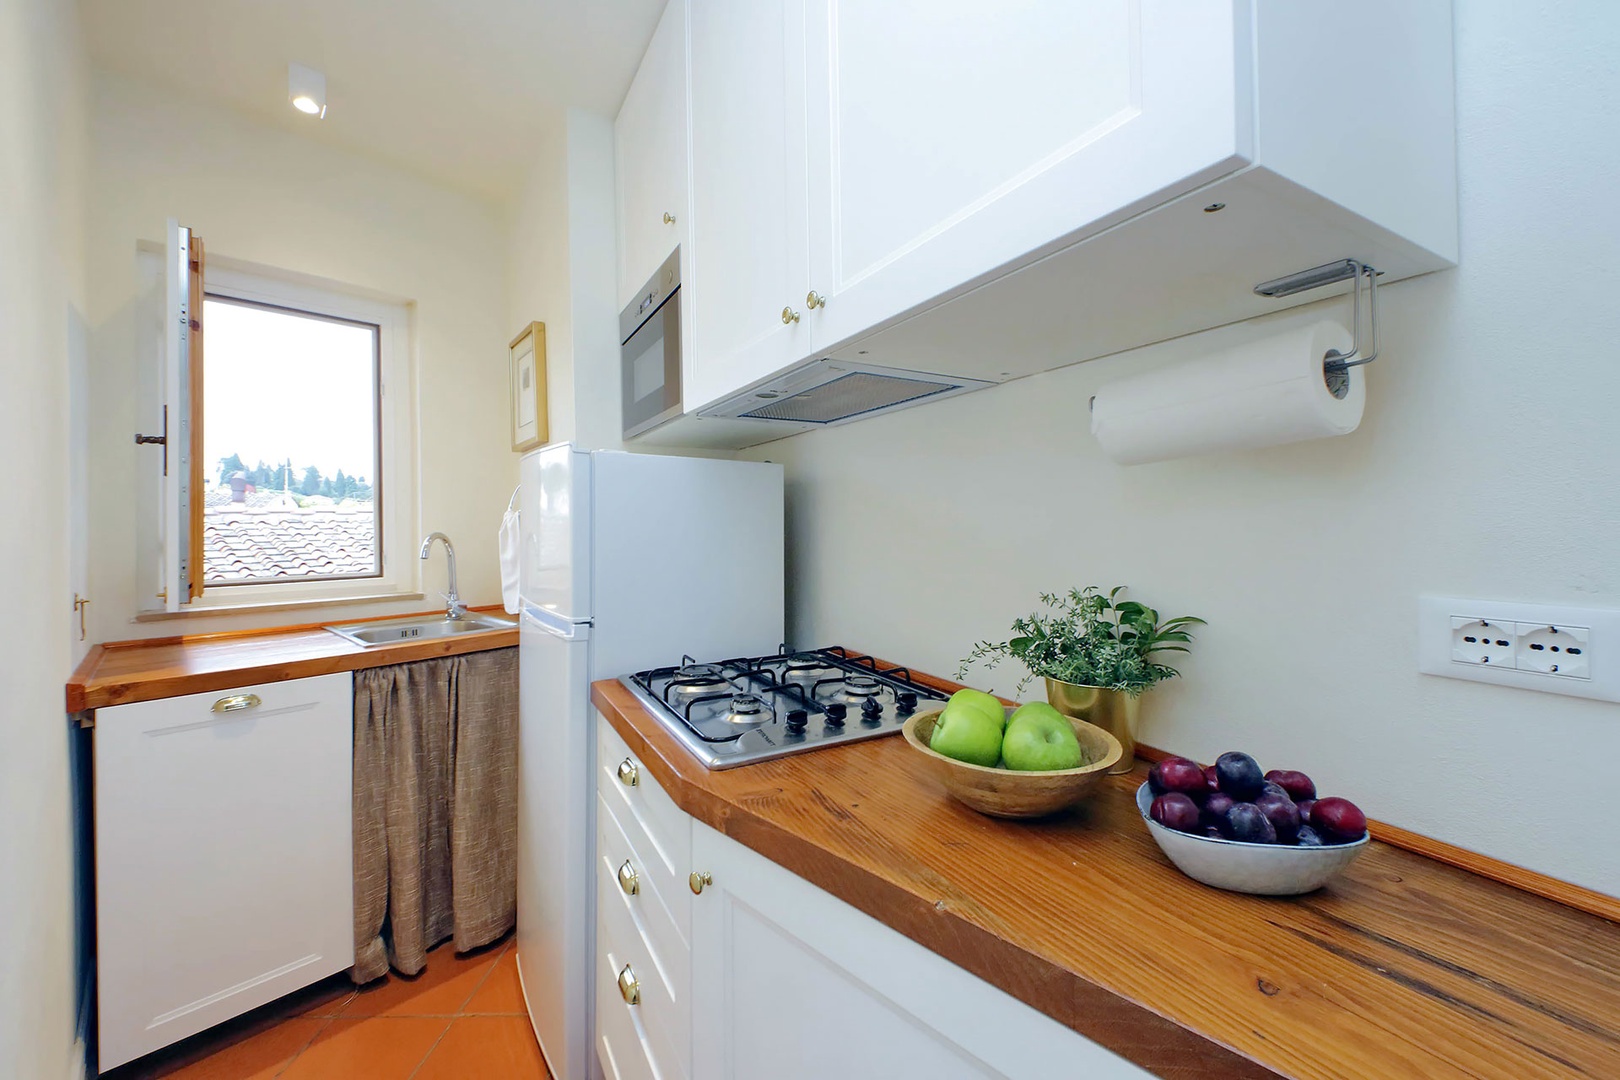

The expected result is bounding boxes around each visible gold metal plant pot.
[1044,679,1140,775]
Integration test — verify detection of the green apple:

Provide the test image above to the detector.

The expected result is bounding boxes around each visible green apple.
[945,687,1007,729]
[1001,702,1084,772]
[929,700,1004,767]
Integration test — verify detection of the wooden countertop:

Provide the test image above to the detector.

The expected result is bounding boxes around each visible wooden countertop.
[591,674,1620,1080]
[67,609,518,711]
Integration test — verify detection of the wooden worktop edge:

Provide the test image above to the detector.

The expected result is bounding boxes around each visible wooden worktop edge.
[591,678,1276,1080]
[67,607,517,712]
[1132,743,1620,926]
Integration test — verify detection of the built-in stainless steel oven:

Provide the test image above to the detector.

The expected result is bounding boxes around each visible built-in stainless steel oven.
[621,247,683,440]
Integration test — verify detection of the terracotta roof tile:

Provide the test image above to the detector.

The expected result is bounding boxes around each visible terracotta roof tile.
[203,504,378,583]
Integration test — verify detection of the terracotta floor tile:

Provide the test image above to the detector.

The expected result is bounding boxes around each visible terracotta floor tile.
[152,1018,327,1080]
[339,944,500,1018]
[278,1017,449,1080]
[463,945,526,1015]
[275,976,358,1019]
[412,1017,551,1080]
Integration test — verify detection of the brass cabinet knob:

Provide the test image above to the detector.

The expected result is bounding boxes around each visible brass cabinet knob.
[806,290,826,309]
[617,860,640,897]
[618,964,640,1005]
[616,758,639,787]
[663,211,677,225]
[689,870,713,895]
[781,307,801,325]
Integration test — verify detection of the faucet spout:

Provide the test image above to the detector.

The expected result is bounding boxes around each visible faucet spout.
[420,532,465,619]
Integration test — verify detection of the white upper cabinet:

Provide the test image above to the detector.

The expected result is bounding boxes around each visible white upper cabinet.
[800,1,1243,354]
[684,0,813,412]
[651,0,1456,440]
[615,0,689,308]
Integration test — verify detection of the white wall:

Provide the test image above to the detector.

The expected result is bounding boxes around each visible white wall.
[0,0,89,1072]
[748,3,1620,898]
[86,73,517,640]
[507,108,623,452]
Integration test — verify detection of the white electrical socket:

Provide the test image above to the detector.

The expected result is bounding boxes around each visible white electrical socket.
[1514,621,1590,678]
[1419,596,1619,703]
[1450,615,1515,668]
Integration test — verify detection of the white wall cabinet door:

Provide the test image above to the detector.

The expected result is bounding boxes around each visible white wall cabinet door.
[684,0,813,411]
[95,673,354,1071]
[688,821,1152,1080]
[615,0,689,309]
[801,0,1246,354]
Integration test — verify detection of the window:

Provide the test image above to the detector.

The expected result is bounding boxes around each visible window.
[202,297,382,585]
[141,234,416,612]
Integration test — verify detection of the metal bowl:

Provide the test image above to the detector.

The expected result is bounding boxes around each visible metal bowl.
[1135,783,1369,895]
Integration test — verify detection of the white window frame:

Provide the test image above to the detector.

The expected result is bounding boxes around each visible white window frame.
[181,260,419,611]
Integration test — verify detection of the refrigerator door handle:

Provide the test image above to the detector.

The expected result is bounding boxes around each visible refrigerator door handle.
[522,605,591,641]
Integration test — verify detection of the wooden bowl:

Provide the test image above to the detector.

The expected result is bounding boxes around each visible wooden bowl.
[901,707,1123,819]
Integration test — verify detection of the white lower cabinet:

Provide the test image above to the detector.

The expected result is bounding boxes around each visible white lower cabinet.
[95,673,355,1071]
[593,715,1151,1080]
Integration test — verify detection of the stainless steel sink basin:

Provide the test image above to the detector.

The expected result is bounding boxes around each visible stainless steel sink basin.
[326,612,516,648]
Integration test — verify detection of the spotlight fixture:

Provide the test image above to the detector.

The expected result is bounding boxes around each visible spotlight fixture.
[288,62,327,118]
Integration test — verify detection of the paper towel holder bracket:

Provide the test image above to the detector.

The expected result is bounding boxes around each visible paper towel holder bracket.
[1254,258,1380,398]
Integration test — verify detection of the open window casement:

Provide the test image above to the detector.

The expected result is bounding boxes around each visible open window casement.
[148,219,205,610]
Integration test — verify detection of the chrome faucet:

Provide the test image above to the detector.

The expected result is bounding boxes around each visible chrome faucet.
[420,532,466,619]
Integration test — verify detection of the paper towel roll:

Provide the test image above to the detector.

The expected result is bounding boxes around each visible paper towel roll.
[1089,320,1362,466]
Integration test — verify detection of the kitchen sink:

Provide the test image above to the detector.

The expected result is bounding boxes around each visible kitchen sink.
[326,611,516,648]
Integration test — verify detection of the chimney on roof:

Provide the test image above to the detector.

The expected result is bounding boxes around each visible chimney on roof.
[229,471,249,503]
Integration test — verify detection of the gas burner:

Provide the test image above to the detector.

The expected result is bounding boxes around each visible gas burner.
[720,694,769,726]
[667,664,729,696]
[782,654,838,678]
[842,675,881,697]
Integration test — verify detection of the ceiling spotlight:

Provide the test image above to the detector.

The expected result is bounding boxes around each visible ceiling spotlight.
[288,63,327,118]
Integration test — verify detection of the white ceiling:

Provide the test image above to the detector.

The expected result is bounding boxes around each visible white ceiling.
[81,0,668,203]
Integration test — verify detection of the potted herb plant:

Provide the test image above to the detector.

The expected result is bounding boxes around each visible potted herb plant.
[958,587,1204,774]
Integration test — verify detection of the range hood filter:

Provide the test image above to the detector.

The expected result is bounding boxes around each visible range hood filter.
[701,358,997,428]
[740,371,958,423]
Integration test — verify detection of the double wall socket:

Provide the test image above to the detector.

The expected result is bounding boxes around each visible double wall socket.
[1420,596,1618,703]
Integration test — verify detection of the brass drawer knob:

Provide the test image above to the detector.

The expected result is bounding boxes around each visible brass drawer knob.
[617,860,640,897]
[663,211,677,225]
[211,693,261,714]
[618,963,640,1006]
[689,870,713,895]
[806,290,826,310]
[616,758,639,787]
[781,306,801,325]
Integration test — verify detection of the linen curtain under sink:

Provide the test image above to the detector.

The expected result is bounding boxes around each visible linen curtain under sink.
[350,647,518,983]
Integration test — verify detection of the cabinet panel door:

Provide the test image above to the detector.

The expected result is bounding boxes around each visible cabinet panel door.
[685,0,812,410]
[615,0,688,309]
[803,0,1248,353]
[690,822,1151,1079]
[95,674,354,1070]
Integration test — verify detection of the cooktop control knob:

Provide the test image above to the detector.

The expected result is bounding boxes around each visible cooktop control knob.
[896,691,918,712]
[860,697,883,722]
[785,709,808,734]
[824,703,847,727]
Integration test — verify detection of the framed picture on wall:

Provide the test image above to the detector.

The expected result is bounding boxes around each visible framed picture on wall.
[509,321,547,452]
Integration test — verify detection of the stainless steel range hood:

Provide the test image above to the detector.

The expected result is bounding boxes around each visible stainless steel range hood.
[696,358,996,427]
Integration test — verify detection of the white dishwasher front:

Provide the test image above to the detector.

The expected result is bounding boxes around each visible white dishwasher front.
[94,671,354,1071]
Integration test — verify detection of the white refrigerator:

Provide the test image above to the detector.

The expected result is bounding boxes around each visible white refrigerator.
[515,444,784,1080]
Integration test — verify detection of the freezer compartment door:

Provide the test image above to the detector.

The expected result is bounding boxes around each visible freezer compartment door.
[516,608,593,1080]
[520,443,592,619]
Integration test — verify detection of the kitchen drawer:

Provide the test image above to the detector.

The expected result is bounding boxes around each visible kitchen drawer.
[599,884,689,1080]
[597,712,691,890]
[95,673,354,1070]
[598,790,690,995]
[596,936,661,1080]
[597,776,691,950]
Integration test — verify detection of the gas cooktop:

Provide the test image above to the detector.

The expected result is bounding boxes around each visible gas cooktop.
[620,646,950,769]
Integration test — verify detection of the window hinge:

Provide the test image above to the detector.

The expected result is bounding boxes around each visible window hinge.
[135,404,169,476]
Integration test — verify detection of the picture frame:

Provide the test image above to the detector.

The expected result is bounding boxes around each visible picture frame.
[509,321,548,452]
